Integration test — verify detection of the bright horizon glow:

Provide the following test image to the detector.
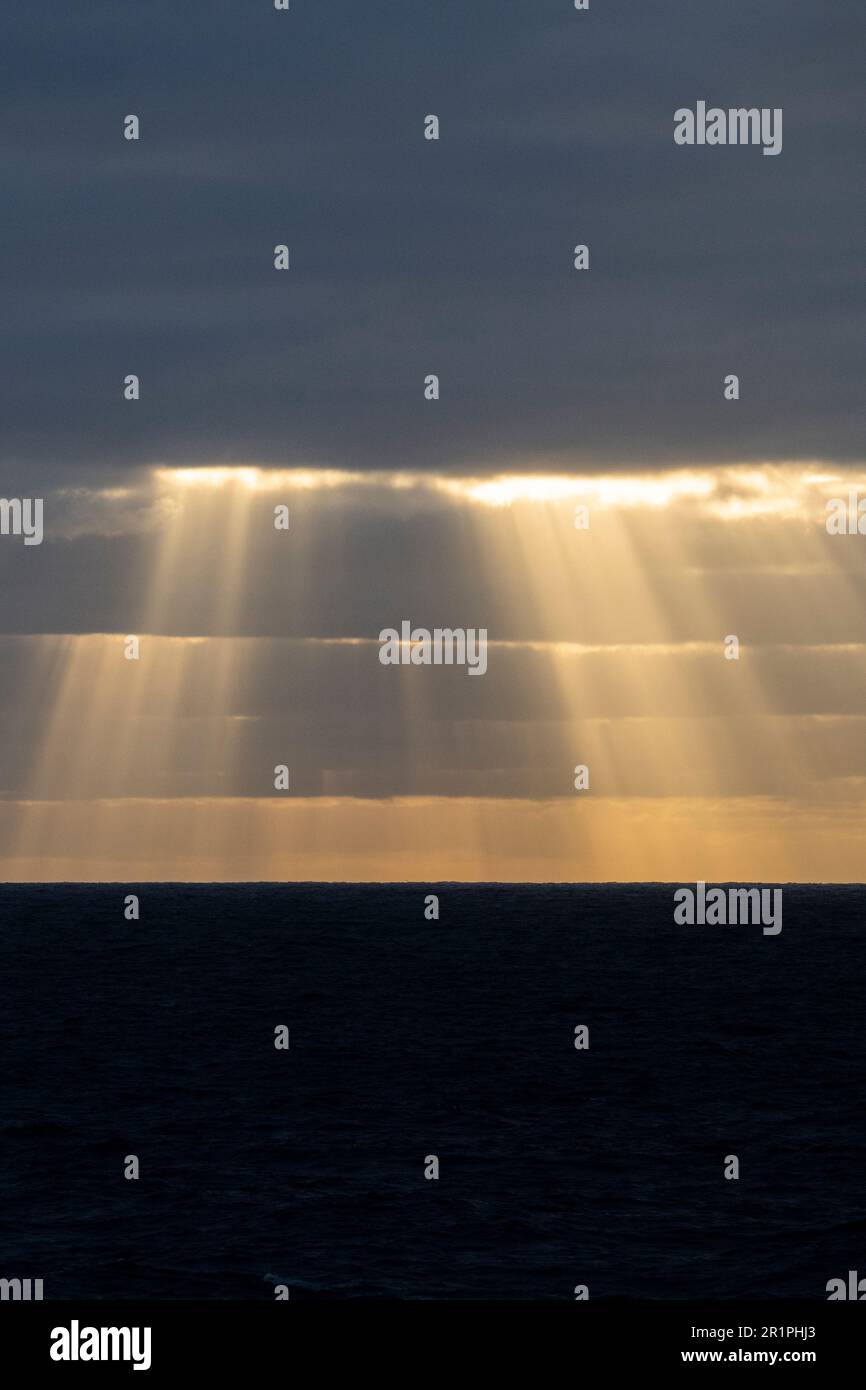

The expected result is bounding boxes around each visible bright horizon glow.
[148,462,866,520]
[436,472,716,508]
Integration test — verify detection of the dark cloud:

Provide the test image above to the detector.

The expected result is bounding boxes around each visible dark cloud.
[1,0,863,473]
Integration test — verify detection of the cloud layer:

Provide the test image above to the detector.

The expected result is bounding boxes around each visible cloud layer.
[2,1,863,473]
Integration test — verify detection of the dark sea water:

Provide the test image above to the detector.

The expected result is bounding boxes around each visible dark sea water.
[0,883,864,1301]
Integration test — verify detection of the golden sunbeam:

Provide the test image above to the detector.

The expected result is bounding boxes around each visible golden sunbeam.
[4,462,866,881]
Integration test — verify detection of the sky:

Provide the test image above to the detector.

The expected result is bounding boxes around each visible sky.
[0,1,864,880]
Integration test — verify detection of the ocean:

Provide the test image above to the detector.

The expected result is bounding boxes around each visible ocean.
[0,883,863,1300]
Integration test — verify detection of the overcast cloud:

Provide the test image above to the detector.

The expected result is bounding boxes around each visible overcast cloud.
[1,0,863,477]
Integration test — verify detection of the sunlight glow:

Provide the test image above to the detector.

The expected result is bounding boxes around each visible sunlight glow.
[436,472,715,508]
[6,457,866,880]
